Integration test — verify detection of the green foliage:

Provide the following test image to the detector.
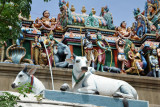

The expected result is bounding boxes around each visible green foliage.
[0,0,50,41]
[0,82,33,107]
[0,0,32,41]
[0,92,20,107]
[16,82,33,97]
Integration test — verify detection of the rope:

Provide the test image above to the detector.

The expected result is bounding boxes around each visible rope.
[72,71,85,84]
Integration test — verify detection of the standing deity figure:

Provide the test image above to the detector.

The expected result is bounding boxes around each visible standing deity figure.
[127,43,143,74]
[32,36,42,65]
[134,48,144,71]
[96,32,108,72]
[116,37,127,72]
[34,10,56,29]
[83,31,94,68]
[149,48,160,78]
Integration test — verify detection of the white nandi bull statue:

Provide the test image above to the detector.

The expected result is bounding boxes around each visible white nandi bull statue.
[60,55,138,100]
[11,66,45,95]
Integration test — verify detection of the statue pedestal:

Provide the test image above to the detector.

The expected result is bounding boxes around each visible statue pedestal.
[43,90,149,107]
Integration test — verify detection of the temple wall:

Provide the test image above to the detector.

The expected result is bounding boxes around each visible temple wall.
[0,63,160,106]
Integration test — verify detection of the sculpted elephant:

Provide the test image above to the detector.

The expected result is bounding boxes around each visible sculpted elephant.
[53,42,71,68]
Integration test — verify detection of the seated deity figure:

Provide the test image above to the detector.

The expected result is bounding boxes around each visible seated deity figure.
[127,43,143,74]
[114,21,131,39]
[149,48,160,78]
[134,48,144,71]
[34,10,56,29]
[83,31,94,68]
[96,32,109,72]
[116,37,127,72]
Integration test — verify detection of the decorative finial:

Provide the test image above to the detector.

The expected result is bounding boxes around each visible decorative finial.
[70,5,75,12]
[80,28,82,33]
[101,7,104,13]
[81,6,86,14]
[66,1,69,8]
[92,8,96,15]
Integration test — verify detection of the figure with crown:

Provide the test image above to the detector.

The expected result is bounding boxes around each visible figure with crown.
[149,47,160,78]
[96,32,110,72]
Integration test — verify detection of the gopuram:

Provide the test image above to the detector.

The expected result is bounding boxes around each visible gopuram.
[0,0,159,107]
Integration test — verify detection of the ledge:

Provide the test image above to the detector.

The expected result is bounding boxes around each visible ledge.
[44,90,149,107]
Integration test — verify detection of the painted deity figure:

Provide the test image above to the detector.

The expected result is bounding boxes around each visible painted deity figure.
[116,37,127,72]
[134,48,144,71]
[83,31,94,68]
[149,48,160,78]
[43,34,55,66]
[38,34,54,66]
[100,5,115,30]
[96,32,108,72]
[157,44,160,67]
[127,43,143,74]
[148,3,156,17]
[132,8,157,39]
[57,0,72,29]
[114,21,131,39]
[32,36,42,65]
[34,10,56,29]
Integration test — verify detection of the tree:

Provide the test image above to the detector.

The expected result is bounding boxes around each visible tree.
[0,0,50,41]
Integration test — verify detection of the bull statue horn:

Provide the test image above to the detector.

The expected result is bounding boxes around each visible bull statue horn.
[73,53,76,60]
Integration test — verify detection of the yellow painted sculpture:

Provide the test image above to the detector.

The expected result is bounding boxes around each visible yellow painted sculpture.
[126,43,143,74]
[32,36,42,65]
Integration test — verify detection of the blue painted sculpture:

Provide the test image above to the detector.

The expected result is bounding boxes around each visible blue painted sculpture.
[53,39,71,68]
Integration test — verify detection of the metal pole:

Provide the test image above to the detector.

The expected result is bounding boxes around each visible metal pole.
[80,28,83,56]
[41,36,54,90]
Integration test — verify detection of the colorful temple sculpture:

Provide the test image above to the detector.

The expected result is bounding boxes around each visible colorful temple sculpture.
[0,0,159,78]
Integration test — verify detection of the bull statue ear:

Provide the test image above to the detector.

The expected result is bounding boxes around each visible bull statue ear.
[73,53,76,60]
[23,66,27,73]
[28,67,37,75]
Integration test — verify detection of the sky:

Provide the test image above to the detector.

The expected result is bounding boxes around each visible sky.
[30,0,147,27]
